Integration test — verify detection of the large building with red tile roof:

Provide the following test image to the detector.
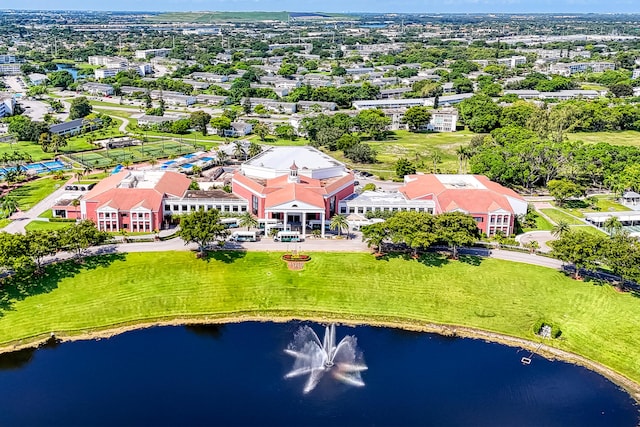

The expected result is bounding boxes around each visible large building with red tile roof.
[232,146,355,238]
[399,174,527,235]
[80,170,192,232]
[52,170,193,232]
[341,174,526,236]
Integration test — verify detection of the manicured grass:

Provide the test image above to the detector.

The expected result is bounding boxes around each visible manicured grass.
[570,225,607,236]
[328,130,474,177]
[540,208,584,226]
[9,177,65,211]
[567,130,640,147]
[522,211,554,232]
[24,220,73,231]
[1,251,639,386]
[0,139,94,162]
[556,198,631,218]
[0,219,10,229]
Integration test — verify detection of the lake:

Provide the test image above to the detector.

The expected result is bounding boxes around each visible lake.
[0,322,636,426]
[55,63,79,80]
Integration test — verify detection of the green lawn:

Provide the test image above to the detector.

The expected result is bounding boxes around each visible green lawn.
[539,208,584,226]
[570,225,607,236]
[555,197,631,219]
[1,251,639,387]
[0,139,94,162]
[24,220,73,231]
[522,211,554,232]
[0,218,10,229]
[9,177,65,211]
[567,131,640,147]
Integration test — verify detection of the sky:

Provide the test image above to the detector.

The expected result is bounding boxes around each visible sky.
[5,0,640,14]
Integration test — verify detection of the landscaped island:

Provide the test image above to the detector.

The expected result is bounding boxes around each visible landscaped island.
[1,251,639,400]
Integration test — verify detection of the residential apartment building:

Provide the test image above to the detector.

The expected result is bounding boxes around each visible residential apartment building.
[549,61,615,76]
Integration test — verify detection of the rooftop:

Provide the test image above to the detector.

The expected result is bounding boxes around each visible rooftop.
[244,146,343,171]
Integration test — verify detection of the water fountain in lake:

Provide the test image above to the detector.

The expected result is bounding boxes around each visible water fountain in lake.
[284,324,367,394]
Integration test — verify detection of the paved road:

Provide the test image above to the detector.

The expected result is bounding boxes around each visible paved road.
[3,179,72,234]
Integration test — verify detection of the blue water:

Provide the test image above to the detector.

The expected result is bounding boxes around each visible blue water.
[163,160,176,166]
[55,63,79,80]
[181,163,193,169]
[43,160,65,168]
[201,156,213,161]
[0,322,636,426]
[182,153,196,159]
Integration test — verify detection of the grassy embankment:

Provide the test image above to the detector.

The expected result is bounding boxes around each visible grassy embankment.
[0,251,639,390]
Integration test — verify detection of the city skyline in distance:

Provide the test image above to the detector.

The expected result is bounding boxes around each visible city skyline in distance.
[5,0,640,14]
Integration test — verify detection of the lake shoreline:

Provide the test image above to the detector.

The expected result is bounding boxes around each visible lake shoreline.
[1,312,639,405]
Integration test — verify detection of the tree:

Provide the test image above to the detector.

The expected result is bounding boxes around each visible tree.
[430,151,442,173]
[69,97,92,120]
[248,141,262,158]
[402,106,432,132]
[277,63,298,78]
[361,221,388,253]
[25,230,60,271]
[47,70,74,90]
[238,212,259,231]
[178,208,228,255]
[344,143,376,163]
[0,195,19,218]
[458,94,502,133]
[550,231,603,279]
[210,116,232,136]
[395,158,416,178]
[274,125,296,141]
[435,212,481,259]
[60,220,109,259]
[386,211,437,257]
[189,111,211,136]
[253,122,270,141]
[603,217,623,235]
[233,141,247,160]
[609,83,633,98]
[171,119,191,135]
[551,220,572,238]
[547,179,584,207]
[0,232,33,277]
[330,214,350,238]
[41,133,67,154]
[355,109,391,140]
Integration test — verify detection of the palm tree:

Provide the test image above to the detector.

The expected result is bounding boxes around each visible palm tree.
[330,214,350,239]
[0,196,19,217]
[238,212,259,231]
[551,220,571,238]
[233,141,246,160]
[216,149,229,166]
[191,165,202,177]
[603,216,623,235]
[248,141,262,158]
[149,157,158,168]
[430,151,442,173]
[455,146,470,174]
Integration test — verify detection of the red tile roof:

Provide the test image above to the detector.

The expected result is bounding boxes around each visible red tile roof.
[84,171,191,213]
[400,174,524,215]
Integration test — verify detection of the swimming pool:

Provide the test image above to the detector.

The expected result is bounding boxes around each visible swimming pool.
[200,157,213,162]
[0,160,69,176]
[181,163,193,169]
[182,153,196,159]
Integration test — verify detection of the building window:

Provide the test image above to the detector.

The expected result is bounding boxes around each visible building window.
[474,217,484,223]
[252,195,258,215]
